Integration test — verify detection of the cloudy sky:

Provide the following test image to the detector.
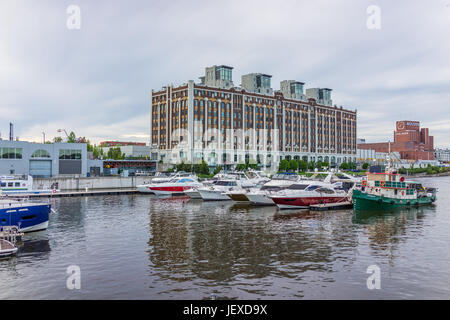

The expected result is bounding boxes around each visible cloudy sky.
[1,0,449,146]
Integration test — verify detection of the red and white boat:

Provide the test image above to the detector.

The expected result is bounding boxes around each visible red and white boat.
[148,177,203,196]
[137,171,195,194]
[269,182,349,209]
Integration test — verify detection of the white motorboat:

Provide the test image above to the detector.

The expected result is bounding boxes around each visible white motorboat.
[269,181,350,209]
[0,175,59,195]
[246,172,304,206]
[137,171,195,193]
[148,176,203,197]
[198,178,252,201]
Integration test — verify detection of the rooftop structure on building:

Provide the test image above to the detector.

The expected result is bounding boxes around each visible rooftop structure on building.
[241,73,273,95]
[306,88,333,106]
[279,80,306,101]
[200,65,234,89]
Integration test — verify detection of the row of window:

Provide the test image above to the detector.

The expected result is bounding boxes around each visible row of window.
[1,147,23,159]
[59,149,82,160]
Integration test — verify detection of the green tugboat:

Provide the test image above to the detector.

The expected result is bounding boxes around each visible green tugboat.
[353,172,437,210]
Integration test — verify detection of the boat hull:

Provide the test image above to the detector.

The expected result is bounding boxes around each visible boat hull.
[185,189,201,199]
[149,186,196,196]
[0,204,50,232]
[271,196,348,209]
[198,189,231,201]
[137,185,154,194]
[227,193,249,202]
[246,193,275,206]
[352,189,435,210]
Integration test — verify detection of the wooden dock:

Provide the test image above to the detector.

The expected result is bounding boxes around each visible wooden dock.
[5,189,139,198]
[309,201,353,211]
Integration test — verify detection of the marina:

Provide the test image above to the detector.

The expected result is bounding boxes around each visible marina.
[0,175,448,299]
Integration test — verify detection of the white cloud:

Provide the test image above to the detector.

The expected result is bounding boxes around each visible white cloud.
[1,0,449,146]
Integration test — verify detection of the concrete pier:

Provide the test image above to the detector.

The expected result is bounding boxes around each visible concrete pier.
[33,176,153,191]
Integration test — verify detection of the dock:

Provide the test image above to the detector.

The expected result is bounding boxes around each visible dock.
[5,189,139,198]
[309,201,353,211]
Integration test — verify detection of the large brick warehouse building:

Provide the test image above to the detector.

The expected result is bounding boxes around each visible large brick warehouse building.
[149,65,357,170]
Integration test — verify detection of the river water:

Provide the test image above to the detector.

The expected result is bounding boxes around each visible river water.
[1,176,449,299]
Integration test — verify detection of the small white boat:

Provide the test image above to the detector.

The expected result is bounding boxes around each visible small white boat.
[0,239,18,257]
[0,175,59,195]
[149,177,203,197]
[198,178,252,201]
[246,173,304,206]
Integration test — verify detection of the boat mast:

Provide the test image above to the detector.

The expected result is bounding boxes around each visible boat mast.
[386,141,391,173]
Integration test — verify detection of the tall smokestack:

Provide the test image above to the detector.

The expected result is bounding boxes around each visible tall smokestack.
[9,123,13,141]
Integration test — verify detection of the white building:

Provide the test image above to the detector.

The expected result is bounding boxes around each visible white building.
[434,148,450,162]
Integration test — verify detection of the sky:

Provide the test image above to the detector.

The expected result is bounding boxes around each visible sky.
[1,0,449,147]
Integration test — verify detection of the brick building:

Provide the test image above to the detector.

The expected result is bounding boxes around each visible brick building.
[358,121,434,160]
[150,65,357,169]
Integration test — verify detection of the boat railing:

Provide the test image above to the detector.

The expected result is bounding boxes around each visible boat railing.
[0,197,51,209]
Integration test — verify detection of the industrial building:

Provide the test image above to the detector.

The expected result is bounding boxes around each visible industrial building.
[0,140,88,177]
[358,121,434,161]
[149,65,357,169]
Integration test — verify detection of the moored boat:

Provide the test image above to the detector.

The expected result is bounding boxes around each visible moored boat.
[270,182,350,209]
[353,173,437,210]
[246,172,304,206]
[198,178,251,201]
[0,239,18,257]
[0,199,51,232]
[149,177,203,196]
[0,175,59,195]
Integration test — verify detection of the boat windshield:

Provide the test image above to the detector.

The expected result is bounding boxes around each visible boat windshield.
[287,184,309,190]
[305,185,321,191]
[156,172,172,178]
[316,187,335,194]
[215,181,237,186]
[260,186,283,191]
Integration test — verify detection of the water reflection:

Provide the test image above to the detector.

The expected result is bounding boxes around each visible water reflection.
[1,178,449,299]
[147,200,360,287]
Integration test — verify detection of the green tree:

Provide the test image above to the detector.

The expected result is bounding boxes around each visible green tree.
[297,160,308,172]
[106,147,125,160]
[200,160,210,174]
[362,162,369,170]
[53,136,63,143]
[340,162,349,170]
[236,163,247,171]
[67,131,77,143]
[279,159,289,172]
[307,161,315,171]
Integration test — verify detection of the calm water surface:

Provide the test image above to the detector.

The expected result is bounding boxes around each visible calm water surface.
[1,177,449,299]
